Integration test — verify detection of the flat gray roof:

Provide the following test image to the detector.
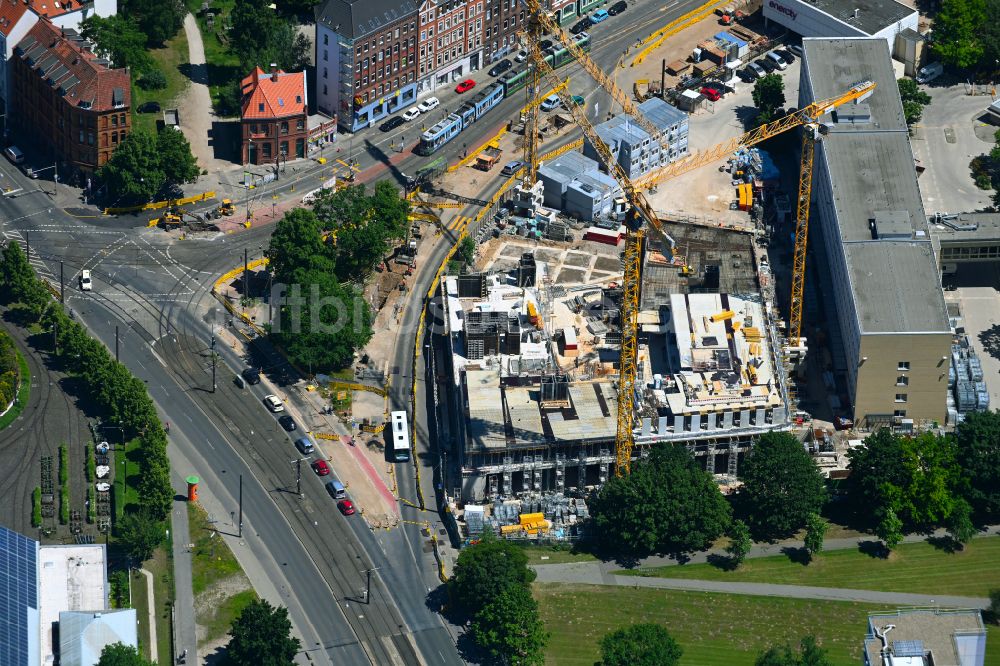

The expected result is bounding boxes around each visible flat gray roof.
[865,609,985,666]
[929,212,1000,242]
[538,151,600,186]
[803,37,948,334]
[806,0,915,35]
[595,97,687,146]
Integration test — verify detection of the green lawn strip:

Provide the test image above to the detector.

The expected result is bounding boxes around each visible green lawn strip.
[151,538,176,664]
[0,349,30,431]
[619,537,1000,598]
[129,568,153,660]
[114,438,143,521]
[189,501,257,645]
[534,583,1000,666]
[188,0,242,113]
[519,544,600,565]
[133,29,191,135]
[189,502,243,595]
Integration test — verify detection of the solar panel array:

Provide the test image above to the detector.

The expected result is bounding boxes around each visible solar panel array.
[893,640,926,658]
[0,526,38,666]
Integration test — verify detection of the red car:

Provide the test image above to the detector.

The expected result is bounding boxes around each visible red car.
[338,499,355,515]
[311,460,330,476]
[700,86,722,102]
[455,79,476,93]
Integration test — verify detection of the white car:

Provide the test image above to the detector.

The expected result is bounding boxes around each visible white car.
[417,97,440,113]
[79,270,92,291]
[514,50,528,62]
[263,394,284,412]
[402,107,421,121]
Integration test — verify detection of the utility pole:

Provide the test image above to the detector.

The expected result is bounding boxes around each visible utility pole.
[115,326,119,361]
[238,474,243,538]
[211,334,217,392]
[59,261,64,303]
[243,248,248,300]
[296,458,302,497]
[53,316,58,355]
[363,567,381,604]
[25,231,29,259]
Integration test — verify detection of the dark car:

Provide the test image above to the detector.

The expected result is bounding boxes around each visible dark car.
[379,116,405,132]
[138,101,161,113]
[758,58,778,73]
[488,59,512,77]
[278,415,297,432]
[539,39,553,51]
[241,367,261,385]
[608,0,627,15]
[570,18,591,34]
[737,67,757,83]
[775,48,796,64]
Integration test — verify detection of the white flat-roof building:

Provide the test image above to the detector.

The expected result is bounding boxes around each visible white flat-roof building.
[764,0,917,49]
[38,545,109,665]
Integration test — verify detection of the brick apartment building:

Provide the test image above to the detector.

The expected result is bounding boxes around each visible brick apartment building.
[481,0,523,64]
[315,0,419,132]
[240,66,308,166]
[416,0,484,94]
[11,19,129,173]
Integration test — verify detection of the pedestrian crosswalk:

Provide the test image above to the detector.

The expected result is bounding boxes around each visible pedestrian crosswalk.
[3,229,55,281]
[446,215,473,232]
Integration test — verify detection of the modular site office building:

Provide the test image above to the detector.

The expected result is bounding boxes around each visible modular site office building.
[441,227,792,503]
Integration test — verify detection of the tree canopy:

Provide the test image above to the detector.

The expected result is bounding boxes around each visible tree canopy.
[847,430,959,530]
[738,432,826,539]
[804,512,827,558]
[96,643,156,666]
[116,510,164,562]
[932,0,988,69]
[230,0,311,71]
[80,15,153,73]
[591,445,731,557]
[955,410,1000,519]
[97,129,200,205]
[123,0,185,45]
[600,623,682,666]
[471,584,548,666]
[727,519,752,567]
[898,78,932,126]
[752,74,785,126]
[225,599,300,665]
[449,529,536,617]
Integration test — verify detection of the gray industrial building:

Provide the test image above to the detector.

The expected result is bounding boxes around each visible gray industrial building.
[537,152,623,221]
[800,37,950,427]
[583,97,689,180]
[764,0,917,50]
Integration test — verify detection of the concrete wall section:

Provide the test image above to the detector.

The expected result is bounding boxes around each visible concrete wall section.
[855,333,951,425]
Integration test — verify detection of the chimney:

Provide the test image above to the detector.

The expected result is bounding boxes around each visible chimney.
[270,63,278,82]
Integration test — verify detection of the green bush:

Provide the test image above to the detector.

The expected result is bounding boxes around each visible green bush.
[60,485,69,524]
[109,569,130,608]
[86,487,95,524]
[32,487,41,527]
[85,444,95,482]
[137,68,167,90]
[59,444,68,485]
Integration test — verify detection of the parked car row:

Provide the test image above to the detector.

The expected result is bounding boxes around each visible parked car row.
[736,45,800,83]
[571,1,626,34]
[377,96,440,132]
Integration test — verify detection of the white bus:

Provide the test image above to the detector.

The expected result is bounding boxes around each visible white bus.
[390,411,410,462]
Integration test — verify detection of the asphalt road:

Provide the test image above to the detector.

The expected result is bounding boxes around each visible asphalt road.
[0,1,713,662]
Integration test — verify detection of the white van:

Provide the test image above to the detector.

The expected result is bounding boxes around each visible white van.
[916,62,943,84]
[4,145,24,164]
[765,51,787,71]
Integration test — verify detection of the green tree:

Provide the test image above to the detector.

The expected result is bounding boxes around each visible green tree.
[137,444,174,521]
[875,506,903,552]
[267,208,335,284]
[898,78,932,126]
[599,623,682,666]
[97,131,164,204]
[96,642,155,666]
[955,410,1000,519]
[989,589,1000,621]
[116,510,164,563]
[739,432,826,539]
[804,512,827,559]
[225,599,301,666]
[156,128,200,186]
[932,0,987,69]
[591,445,731,557]
[229,0,311,71]
[752,73,785,125]
[755,635,831,666]
[125,0,185,44]
[80,15,153,72]
[947,498,976,547]
[1,242,39,304]
[471,584,548,666]
[270,270,372,372]
[449,528,536,617]
[726,519,752,567]
[458,236,476,266]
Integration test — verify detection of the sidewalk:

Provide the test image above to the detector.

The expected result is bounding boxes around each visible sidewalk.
[170,468,198,663]
[532,561,991,609]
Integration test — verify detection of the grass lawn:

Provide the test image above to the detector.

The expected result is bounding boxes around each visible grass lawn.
[129,568,152,659]
[188,0,242,114]
[620,537,1000,598]
[132,543,175,664]
[534,583,1000,666]
[519,544,600,565]
[133,29,191,134]
[0,349,30,431]
[188,502,257,645]
[113,438,144,520]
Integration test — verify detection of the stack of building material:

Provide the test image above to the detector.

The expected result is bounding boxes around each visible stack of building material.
[950,336,990,415]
